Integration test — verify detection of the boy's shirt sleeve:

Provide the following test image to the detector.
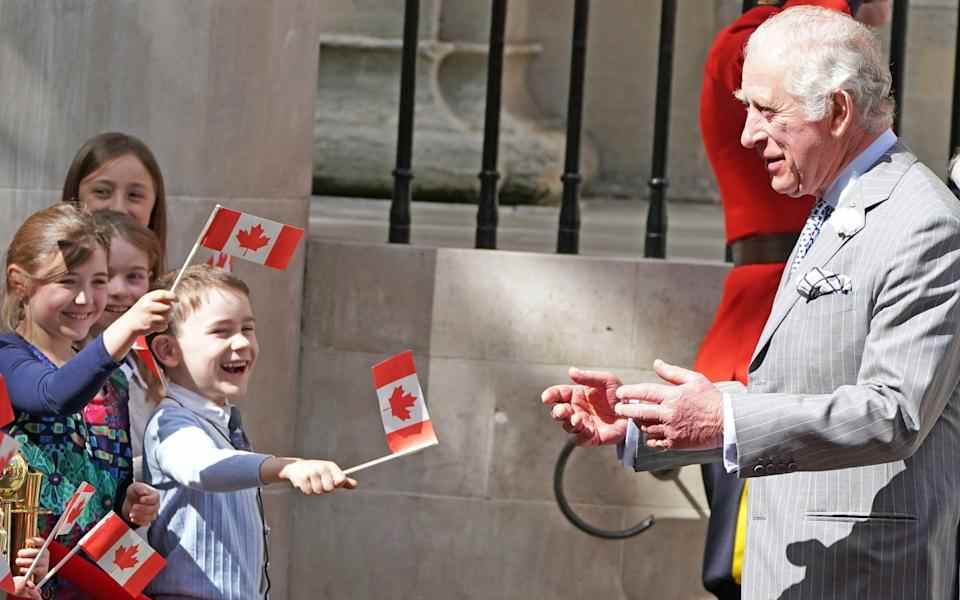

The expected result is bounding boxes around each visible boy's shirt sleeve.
[148,406,271,492]
[0,334,120,416]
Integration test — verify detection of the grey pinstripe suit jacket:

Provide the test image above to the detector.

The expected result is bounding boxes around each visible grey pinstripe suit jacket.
[633,144,960,599]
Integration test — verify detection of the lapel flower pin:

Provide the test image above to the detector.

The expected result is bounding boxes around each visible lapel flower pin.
[829,174,865,239]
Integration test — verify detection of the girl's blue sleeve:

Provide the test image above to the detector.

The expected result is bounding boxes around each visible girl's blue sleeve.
[0,335,120,416]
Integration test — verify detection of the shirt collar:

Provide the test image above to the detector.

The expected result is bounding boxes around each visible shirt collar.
[821,128,897,209]
[166,382,234,431]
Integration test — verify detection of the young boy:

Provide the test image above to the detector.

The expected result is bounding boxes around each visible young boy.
[142,266,356,599]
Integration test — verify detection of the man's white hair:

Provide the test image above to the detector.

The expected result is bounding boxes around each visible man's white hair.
[745,6,894,132]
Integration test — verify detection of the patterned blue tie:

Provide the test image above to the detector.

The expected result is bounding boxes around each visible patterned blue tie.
[228,407,252,451]
[789,199,834,279]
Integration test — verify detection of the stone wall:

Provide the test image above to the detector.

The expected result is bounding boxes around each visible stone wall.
[290,240,728,599]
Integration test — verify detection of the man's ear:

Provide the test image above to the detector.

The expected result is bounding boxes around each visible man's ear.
[151,334,181,368]
[829,89,855,137]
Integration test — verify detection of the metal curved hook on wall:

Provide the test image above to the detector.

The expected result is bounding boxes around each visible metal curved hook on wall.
[553,437,708,540]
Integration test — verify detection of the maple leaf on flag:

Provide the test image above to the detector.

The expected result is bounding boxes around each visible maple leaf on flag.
[66,497,87,524]
[235,224,271,255]
[113,544,139,570]
[388,385,417,421]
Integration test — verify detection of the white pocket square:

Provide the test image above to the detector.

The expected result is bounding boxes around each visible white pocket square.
[797,266,852,300]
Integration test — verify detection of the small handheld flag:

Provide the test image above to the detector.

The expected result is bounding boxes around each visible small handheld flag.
[42,513,165,596]
[200,206,304,270]
[0,375,16,427]
[205,250,233,272]
[372,350,438,453]
[342,351,439,476]
[25,481,96,581]
[132,336,164,384]
[58,482,97,537]
[0,551,15,594]
[170,204,304,292]
[0,430,19,474]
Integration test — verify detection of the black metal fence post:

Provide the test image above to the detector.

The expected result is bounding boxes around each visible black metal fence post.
[643,0,677,259]
[950,0,960,159]
[557,0,590,255]
[889,0,909,134]
[389,0,420,244]
[476,0,508,249]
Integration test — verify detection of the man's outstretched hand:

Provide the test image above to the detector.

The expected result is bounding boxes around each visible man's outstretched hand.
[614,359,723,451]
[541,368,628,446]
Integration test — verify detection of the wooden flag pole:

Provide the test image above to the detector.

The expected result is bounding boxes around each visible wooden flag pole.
[38,542,85,589]
[23,492,80,582]
[170,204,222,292]
[343,441,437,476]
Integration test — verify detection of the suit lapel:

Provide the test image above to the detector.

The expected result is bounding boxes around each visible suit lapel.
[748,144,917,371]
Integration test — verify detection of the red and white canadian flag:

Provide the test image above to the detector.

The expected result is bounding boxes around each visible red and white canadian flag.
[0,551,15,594]
[371,351,438,453]
[205,250,233,272]
[199,206,304,270]
[57,481,96,537]
[79,512,165,597]
[0,375,14,427]
[132,335,163,381]
[0,431,20,477]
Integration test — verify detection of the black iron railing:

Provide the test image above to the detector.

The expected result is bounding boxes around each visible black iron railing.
[386,1,955,251]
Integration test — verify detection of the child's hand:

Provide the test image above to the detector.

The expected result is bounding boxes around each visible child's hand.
[14,536,47,578]
[118,289,177,336]
[278,460,358,495]
[11,536,47,598]
[103,289,177,359]
[11,577,41,599]
[122,481,161,527]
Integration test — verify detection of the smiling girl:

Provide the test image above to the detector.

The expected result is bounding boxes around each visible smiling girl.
[0,204,175,598]
[84,210,164,487]
[62,132,168,272]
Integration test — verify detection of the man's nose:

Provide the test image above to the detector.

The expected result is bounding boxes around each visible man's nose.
[740,107,769,150]
[75,289,88,305]
[741,113,759,149]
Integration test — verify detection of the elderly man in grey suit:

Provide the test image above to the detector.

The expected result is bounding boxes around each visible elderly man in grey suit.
[543,6,960,599]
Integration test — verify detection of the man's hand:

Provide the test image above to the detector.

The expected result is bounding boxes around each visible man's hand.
[122,481,161,527]
[614,360,724,451]
[541,367,628,446]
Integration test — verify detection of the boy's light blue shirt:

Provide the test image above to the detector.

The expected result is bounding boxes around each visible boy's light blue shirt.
[144,382,272,599]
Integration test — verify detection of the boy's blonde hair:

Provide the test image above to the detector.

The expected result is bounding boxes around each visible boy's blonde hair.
[153,265,251,337]
[2,204,109,332]
[145,265,251,403]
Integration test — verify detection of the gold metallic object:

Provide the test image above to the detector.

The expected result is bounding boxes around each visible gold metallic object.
[0,454,46,572]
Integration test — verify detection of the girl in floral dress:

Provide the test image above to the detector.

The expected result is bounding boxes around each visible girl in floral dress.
[0,204,175,597]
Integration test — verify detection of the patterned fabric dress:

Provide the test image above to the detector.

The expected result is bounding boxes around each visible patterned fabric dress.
[9,343,133,599]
